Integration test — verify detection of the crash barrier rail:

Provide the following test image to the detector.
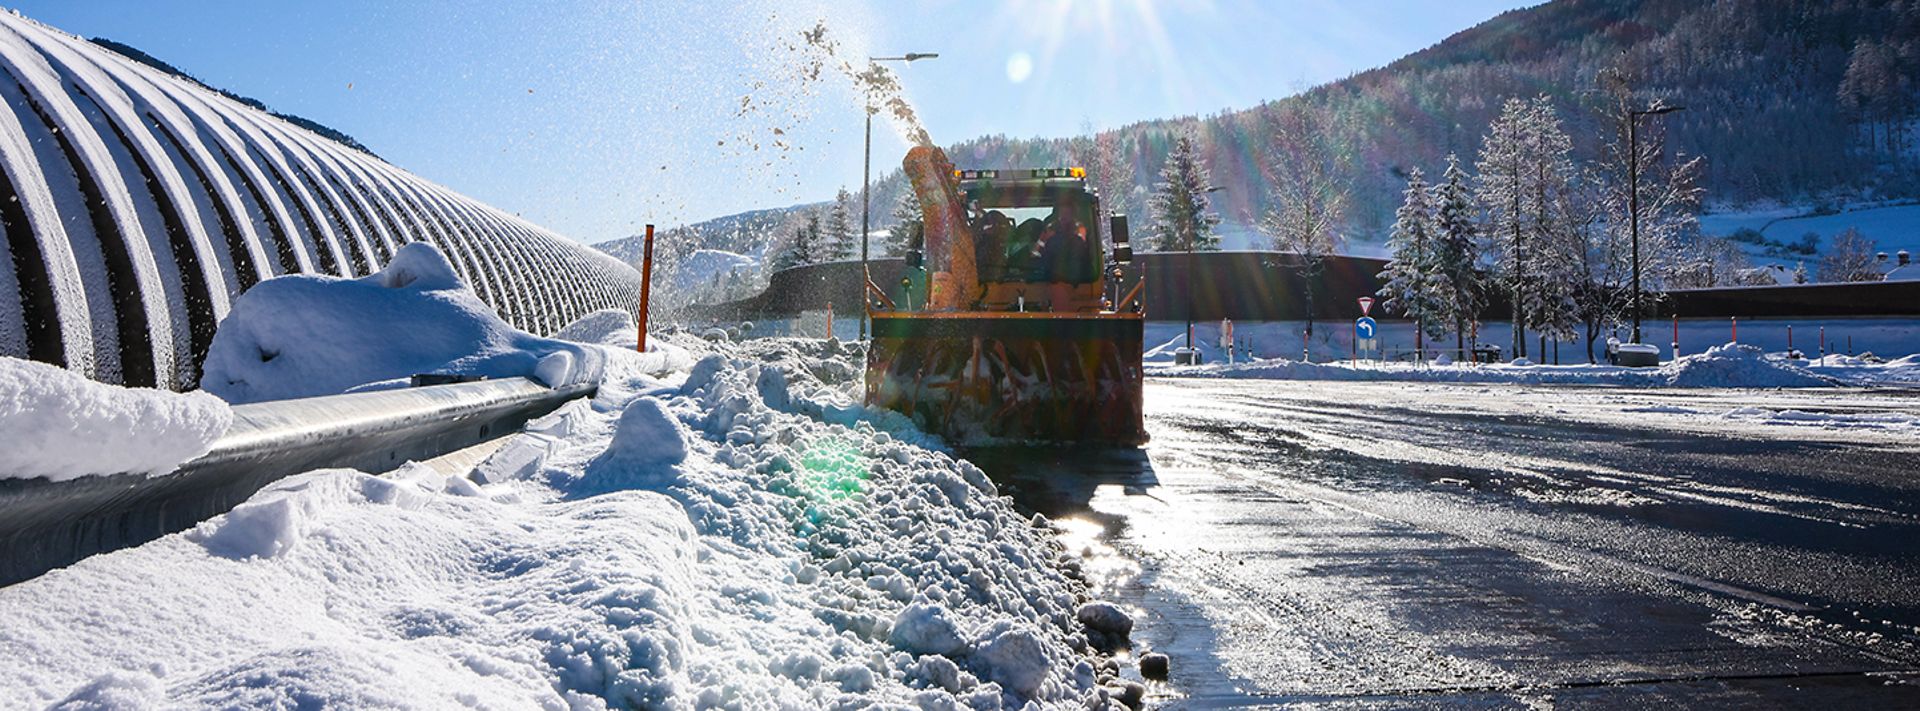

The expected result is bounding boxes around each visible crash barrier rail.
[0,377,593,587]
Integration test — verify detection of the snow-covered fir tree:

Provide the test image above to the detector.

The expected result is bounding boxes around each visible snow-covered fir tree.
[885,191,922,257]
[1794,261,1809,284]
[1145,126,1220,252]
[1376,168,1445,344]
[766,215,812,272]
[821,188,855,262]
[1428,153,1486,353]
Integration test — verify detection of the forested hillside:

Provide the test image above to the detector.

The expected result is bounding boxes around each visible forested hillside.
[838,0,1920,249]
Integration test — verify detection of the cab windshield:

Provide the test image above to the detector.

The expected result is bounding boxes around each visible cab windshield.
[965,184,1102,284]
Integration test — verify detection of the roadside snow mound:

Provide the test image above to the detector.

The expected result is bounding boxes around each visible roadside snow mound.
[201,243,613,403]
[0,336,1122,708]
[0,357,231,481]
[1659,343,1833,388]
[554,308,637,346]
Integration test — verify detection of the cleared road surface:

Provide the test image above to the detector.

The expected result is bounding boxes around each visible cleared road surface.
[973,379,1920,708]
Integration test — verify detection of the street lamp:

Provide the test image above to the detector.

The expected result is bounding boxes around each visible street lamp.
[1628,102,1684,345]
[861,52,938,341]
[1178,185,1225,365]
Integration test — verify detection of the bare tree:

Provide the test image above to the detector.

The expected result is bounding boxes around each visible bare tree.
[1262,107,1352,344]
[1818,227,1883,282]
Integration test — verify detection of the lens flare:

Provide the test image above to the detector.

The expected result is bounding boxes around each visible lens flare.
[1006,52,1034,84]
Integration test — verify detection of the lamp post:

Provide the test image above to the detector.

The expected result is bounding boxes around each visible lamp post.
[1627,102,1684,345]
[861,52,937,341]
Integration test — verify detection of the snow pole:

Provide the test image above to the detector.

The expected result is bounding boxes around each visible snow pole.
[1731,316,1737,344]
[1672,315,1679,358]
[1819,326,1826,364]
[1787,325,1793,354]
[637,224,654,353]
[826,302,834,341]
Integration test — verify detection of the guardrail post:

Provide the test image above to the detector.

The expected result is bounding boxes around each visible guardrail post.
[638,224,655,353]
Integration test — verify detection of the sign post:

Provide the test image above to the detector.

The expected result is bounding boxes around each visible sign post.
[1220,318,1235,364]
[1354,297,1378,361]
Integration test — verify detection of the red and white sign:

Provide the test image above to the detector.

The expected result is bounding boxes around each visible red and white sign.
[1357,296,1375,316]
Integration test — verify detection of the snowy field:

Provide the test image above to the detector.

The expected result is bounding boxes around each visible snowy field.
[1700,203,1920,264]
[0,245,1144,709]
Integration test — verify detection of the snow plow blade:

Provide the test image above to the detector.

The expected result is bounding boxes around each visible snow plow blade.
[865,312,1146,445]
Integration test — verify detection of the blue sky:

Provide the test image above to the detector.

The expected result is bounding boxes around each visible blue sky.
[11,1,1533,243]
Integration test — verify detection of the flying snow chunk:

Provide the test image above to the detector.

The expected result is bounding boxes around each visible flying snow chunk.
[0,356,231,481]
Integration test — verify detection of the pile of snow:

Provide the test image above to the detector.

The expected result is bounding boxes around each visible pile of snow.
[1154,342,1847,389]
[1660,343,1832,388]
[0,332,1133,708]
[0,357,231,481]
[201,244,629,403]
[552,307,637,346]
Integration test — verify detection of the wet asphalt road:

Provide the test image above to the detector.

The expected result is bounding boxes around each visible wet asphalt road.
[971,379,1920,708]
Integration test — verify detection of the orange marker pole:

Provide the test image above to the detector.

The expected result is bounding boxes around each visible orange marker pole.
[637,224,654,353]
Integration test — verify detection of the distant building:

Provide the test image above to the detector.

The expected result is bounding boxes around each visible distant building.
[1884,250,1920,281]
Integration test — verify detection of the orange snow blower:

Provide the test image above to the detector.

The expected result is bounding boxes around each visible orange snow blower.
[864,147,1147,445]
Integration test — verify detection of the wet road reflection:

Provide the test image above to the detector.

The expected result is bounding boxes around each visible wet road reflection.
[969,379,1920,708]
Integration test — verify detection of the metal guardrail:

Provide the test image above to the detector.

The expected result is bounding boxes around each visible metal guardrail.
[0,377,594,586]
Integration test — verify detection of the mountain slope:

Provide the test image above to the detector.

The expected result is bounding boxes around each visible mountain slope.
[650,0,1918,259]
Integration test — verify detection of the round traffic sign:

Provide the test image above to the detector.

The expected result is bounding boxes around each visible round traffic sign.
[1355,316,1377,339]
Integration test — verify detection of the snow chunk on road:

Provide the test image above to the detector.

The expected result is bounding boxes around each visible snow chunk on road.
[200,243,614,403]
[0,356,231,481]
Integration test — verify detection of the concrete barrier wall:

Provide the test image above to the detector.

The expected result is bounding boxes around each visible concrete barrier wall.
[0,13,641,390]
[697,251,1920,324]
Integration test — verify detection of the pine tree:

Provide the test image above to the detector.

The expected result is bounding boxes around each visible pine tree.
[822,188,854,261]
[1794,261,1808,284]
[1377,168,1445,347]
[1429,154,1485,353]
[1145,126,1221,252]
[797,210,828,264]
[767,218,810,272]
[885,190,922,257]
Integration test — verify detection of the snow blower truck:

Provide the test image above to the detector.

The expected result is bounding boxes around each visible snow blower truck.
[864,146,1147,445]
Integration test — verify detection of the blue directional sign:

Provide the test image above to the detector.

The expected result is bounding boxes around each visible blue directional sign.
[1355,316,1378,340]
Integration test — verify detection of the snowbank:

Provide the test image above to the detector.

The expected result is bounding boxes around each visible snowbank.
[0,334,1129,708]
[200,243,623,403]
[1153,342,1847,389]
[0,357,231,481]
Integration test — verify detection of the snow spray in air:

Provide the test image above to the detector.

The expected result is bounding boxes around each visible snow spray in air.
[794,20,935,147]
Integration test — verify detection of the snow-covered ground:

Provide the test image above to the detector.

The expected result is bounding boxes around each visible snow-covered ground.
[1151,342,1920,390]
[1145,318,1920,367]
[0,248,1141,709]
